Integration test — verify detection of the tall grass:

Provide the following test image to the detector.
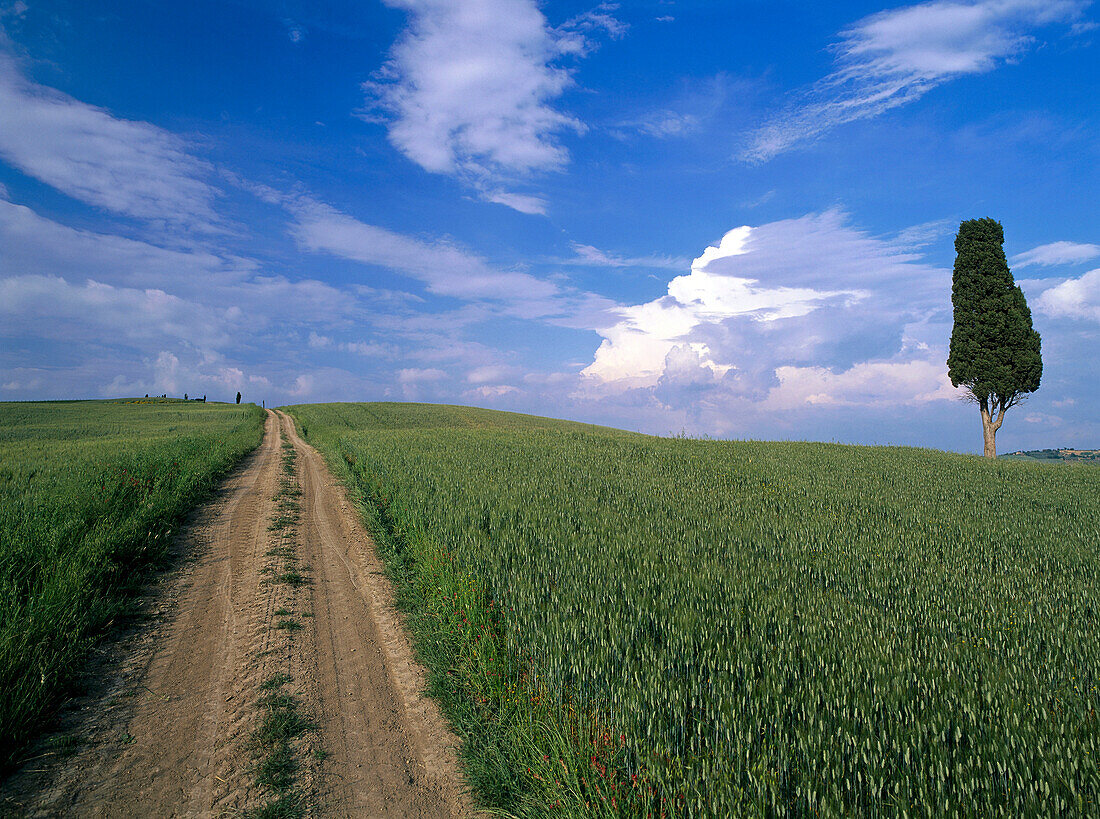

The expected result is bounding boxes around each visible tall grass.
[0,399,264,766]
[286,401,1100,817]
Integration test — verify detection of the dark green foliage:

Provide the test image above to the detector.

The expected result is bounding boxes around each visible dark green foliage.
[0,399,264,767]
[948,218,1042,408]
[286,402,1100,817]
[1004,448,1100,463]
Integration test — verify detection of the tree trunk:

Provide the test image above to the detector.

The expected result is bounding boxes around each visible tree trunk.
[980,404,997,459]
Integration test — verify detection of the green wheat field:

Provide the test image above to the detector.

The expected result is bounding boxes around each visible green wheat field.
[2,398,1098,817]
[287,402,1099,817]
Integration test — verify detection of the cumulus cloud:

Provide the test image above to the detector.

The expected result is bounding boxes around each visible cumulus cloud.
[580,222,861,390]
[362,0,622,211]
[0,52,218,228]
[744,0,1090,162]
[579,211,953,414]
[1012,240,1100,267]
[1036,269,1100,321]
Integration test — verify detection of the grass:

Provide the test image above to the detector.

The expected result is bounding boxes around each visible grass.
[246,428,316,818]
[246,677,315,819]
[0,398,264,768]
[285,401,1100,817]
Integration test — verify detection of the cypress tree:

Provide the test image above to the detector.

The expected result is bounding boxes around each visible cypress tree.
[947,218,1042,458]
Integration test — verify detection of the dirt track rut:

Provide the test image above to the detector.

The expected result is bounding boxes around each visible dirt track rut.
[1,410,471,818]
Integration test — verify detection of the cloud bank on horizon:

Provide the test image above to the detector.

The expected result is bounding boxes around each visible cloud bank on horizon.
[1,0,1098,452]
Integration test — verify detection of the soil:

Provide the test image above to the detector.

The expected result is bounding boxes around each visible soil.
[0,410,473,818]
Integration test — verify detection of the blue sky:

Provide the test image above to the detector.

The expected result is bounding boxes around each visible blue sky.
[1,0,1097,452]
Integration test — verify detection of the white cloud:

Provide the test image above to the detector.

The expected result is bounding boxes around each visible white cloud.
[398,367,447,383]
[1011,240,1100,267]
[279,193,619,329]
[634,111,700,139]
[0,198,384,376]
[466,384,520,399]
[744,0,1089,162]
[362,0,621,211]
[767,360,955,409]
[287,195,557,301]
[579,211,953,412]
[893,219,955,249]
[1036,268,1100,321]
[341,341,392,357]
[307,331,393,357]
[0,197,250,290]
[0,274,231,348]
[483,190,549,215]
[0,53,218,228]
[466,364,521,384]
[581,222,861,389]
[566,242,686,270]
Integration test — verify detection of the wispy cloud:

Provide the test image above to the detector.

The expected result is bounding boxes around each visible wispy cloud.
[624,110,700,139]
[483,189,549,216]
[0,275,232,349]
[0,197,371,358]
[361,0,622,212]
[0,196,248,291]
[744,0,1091,162]
[565,242,687,270]
[272,191,618,326]
[285,194,559,302]
[1012,240,1100,267]
[0,52,219,229]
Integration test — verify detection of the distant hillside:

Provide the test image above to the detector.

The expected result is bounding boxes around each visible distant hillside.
[1003,448,1100,463]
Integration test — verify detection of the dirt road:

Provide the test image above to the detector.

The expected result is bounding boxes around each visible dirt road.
[1,410,471,818]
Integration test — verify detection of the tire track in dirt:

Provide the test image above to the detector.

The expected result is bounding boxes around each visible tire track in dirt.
[281,411,472,818]
[1,410,472,818]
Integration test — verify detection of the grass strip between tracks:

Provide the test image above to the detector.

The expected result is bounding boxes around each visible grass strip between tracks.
[246,430,317,818]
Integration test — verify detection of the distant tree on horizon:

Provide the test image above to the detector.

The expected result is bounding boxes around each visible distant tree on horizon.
[948,218,1042,459]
